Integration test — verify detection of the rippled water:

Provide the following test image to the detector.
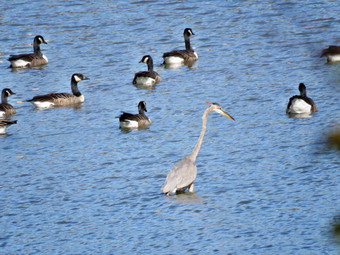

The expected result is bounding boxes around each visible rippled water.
[1,1,339,254]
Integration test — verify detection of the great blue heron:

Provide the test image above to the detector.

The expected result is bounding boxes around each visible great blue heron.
[118,101,151,129]
[162,28,198,65]
[286,83,317,114]
[161,102,234,195]
[321,45,340,63]
[27,74,89,108]
[0,88,16,117]
[133,55,161,87]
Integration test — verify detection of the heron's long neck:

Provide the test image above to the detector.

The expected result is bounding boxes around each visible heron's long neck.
[71,80,81,97]
[147,59,154,71]
[1,92,7,104]
[189,108,210,162]
[184,35,192,51]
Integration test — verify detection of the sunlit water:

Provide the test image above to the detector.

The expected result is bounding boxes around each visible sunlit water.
[1,1,339,254]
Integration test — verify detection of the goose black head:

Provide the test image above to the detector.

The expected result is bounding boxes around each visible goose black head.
[35,35,47,44]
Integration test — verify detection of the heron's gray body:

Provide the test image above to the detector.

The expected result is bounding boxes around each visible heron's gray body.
[162,155,197,194]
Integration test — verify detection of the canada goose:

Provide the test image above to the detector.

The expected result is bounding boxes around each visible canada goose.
[27,73,89,108]
[163,28,198,65]
[8,35,48,68]
[118,101,151,129]
[321,46,340,63]
[0,88,16,117]
[132,55,161,87]
[0,120,17,135]
[286,83,317,114]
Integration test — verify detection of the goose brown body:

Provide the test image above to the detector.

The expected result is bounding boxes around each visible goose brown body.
[29,93,85,106]
[133,55,161,86]
[163,28,198,65]
[27,73,89,108]
[286,83,317,114]
[0,119,17,134]
[321,45,340,63]
[0,88,16,116]
[8,35,48,68]
[118,101,151,129]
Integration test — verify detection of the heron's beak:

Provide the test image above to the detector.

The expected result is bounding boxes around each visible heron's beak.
[216,109,235,120]
[206,102,235,120]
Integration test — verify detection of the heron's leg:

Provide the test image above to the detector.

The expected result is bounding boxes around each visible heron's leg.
[188,183,194,192]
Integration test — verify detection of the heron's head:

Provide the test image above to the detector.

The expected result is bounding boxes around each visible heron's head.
[206,101,235,120]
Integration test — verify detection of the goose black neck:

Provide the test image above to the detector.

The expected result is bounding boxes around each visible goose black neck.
[184,34,192,51]
[1,91,8,104]
[71,78,82,97]
[147,58,154,71]
[299,84,307,97]
[33,41,42,56]
[138,108,146,115]
[138,104,147,115]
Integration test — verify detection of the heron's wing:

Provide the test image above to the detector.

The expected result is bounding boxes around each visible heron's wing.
[162,155,197,193]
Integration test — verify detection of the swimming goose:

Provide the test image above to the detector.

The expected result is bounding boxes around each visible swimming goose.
[27,73,89,108]
[118,101,151,129]
[133,55,161,87]
[162,28,198,65]
[0,88,16,117]
[0,120,17,135]
[8,35,48,68]
[286,83,317,114]
[321,45,340,63]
